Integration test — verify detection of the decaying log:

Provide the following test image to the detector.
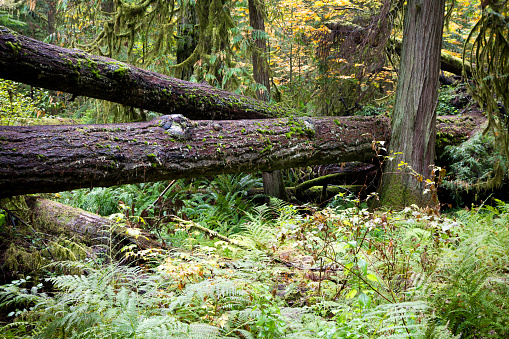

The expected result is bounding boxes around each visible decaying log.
[295,164,376,193]
[0,113,484,198]
[22,196,166,250]
[0,26,290,120]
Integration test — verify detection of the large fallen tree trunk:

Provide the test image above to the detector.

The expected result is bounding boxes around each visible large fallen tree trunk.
[0,26,288,120]
[0,113,483,198]
[23,196,166,250]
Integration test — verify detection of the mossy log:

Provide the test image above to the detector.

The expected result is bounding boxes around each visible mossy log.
[295,164,375,193]
[0,113,484,198]
[22,196,165,250]
[0,25,289,120]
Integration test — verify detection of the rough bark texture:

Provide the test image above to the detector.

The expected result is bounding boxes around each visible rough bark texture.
[0,113,483,198]
[20,196,166,249]
[0,26,291,120]
[392,37,472,77]
[175,3,198,81]
[249,0,270,101]
[379,0,446,207]
[247,1,287,200]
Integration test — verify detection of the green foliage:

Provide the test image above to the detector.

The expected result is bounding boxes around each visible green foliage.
[182,174,262,234]
[440,132,508,204]
[4,197,509,338]
[436,86,460,116]
[0,80,38,125]
[443,133,498,183]
[0,11,27,30]
[464,2,509,165]
[429,203,509,338]
[59,181,177,216]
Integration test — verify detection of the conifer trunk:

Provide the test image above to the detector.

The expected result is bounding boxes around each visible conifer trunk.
[379,0,446,207]
[0,25,284,120]
[0,113,483,199]
[249,0,288,200]
[176,3,198,81]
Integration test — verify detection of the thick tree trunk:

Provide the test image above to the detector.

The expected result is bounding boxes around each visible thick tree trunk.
[391,37,471,77]
[0,113,482,198]
[379,0,446,208]
[248,1,287,200]
[0,26,289,120]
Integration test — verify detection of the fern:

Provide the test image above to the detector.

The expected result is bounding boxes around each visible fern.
[169,278,250,315]
[428,207,509,338]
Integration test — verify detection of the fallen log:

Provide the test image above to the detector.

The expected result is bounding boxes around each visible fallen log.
[0,26,289,120]
[3,196,166,250]
[0,113,484,198]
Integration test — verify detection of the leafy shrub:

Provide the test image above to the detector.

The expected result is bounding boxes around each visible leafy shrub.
[182,174,262,234]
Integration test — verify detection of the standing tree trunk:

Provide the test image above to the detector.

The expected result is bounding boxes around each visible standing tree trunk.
[249,0,287,200]
[249,0,270,101]
[379,0,446,207]
[176,2,198,81]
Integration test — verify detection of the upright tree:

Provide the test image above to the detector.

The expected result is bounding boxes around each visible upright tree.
[249,0,287,200]
[379,0,446,207]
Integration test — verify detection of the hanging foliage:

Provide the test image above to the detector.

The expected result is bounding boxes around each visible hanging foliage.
[463,1,509,187]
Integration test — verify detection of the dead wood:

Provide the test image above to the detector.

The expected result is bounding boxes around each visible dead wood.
[22,196,166,250]
[0,26,290,120]
[0,113,485,198]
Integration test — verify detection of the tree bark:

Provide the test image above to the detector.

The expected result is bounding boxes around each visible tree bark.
[175,2,198,81]
[249,0,270,101]
[391,37,471,77]
[0,113,483,199]
[4,196,166,250]
[247,1,287,201]
[379,0,446,208]
[0,26,289,120]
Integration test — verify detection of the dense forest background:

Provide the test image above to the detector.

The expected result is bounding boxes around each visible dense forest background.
[1,0,509,338]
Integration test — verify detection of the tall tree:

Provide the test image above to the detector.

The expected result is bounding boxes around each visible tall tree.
[175,2,198,81]
[379,0,446,207]
[249,0,287,200]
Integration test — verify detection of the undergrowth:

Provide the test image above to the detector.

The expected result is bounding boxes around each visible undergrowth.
[2,190,509,338]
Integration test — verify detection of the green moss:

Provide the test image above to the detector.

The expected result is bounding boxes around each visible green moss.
[86,58,101,79]
[6,41,21,54]
[147,153,156,158]
[113,67,128,77]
